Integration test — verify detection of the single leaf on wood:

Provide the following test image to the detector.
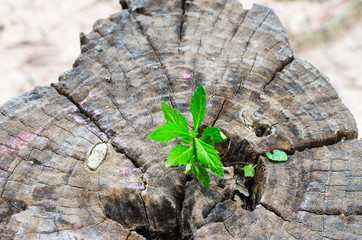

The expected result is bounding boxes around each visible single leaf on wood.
[194,138,224,177]
[148,122,190,143]
[190,85,206,132]
[266,150,288,162]
[200,126,227,145]
[244,164,257,177]
[166,145,193,167]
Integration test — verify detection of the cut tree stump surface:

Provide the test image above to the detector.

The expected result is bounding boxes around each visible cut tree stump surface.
[0,0,360,239]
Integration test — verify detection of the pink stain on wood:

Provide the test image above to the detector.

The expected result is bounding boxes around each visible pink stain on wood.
[9,137,26,149]
[99,132,107,140]
[35,127,45,135]
[93,110,101,117]
[306,181,319,191]
[74,116,87,125]
[120,168,132,175]
[80,98,87,106]
[297,211,306,221]
[182,73,192,79]
[80,91,93,106]
[8,132,38,150]
[49,129,61,138]
[19,133,36,142]
[299,197,310,210]
[0,145,9,153]
[22,164,30,169]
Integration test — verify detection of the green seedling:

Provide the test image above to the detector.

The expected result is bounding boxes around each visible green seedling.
[244,164,257,177]
[148,85,227,188]
[266,149,288,162]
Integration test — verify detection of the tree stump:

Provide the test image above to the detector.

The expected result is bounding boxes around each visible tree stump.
[0,0,360,239]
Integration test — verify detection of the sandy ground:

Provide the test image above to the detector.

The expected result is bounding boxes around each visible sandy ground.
[0,0,361,136]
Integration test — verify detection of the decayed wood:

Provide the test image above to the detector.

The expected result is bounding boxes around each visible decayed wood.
[0,0,360,239]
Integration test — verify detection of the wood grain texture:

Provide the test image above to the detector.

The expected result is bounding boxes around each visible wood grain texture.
[0,0,360,239]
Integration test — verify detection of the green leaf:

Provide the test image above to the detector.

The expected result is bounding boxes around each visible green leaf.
[194,138,224,177]
[166,145,193,167]
[200,126,227,145]
[161,101,191,144]
[266,150,288,162]
[180,136,192,144]
[190,85,207,132]
[194,165,210,188]
[148,122,190,143]
[161,101,180,123]
[244,164,257,177]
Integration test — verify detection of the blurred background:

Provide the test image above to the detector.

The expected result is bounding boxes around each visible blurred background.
[0,0,361,135]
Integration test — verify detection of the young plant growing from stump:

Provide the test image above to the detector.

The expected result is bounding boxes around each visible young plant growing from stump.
[148,85,227,188]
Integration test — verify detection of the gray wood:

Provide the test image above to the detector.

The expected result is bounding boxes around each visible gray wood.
[0,0,360,239]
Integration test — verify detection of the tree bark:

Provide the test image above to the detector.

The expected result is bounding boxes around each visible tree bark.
[0,0,360,239]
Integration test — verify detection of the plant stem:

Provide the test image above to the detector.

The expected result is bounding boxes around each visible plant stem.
[190,136,197,176]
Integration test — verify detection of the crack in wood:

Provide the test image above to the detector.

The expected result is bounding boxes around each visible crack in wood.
[52,84,110,140]
[91,19,164,120]
[98,53,157,126]
[109,143,142,169]
[106,90,139,133]
[125,232,132,240]
[209,0,228,35]
[229,10,248,44]
[139,192,151,238]
[212,99,226,127]
[262,56,294,90]
[234,52,258,98]
[52,84,145,170]
[179,0,186,43]
[223,222,236,239]
[105,52,157,126]
[131,12,176,108]
[260,202,291,222]
[236,10,271,92]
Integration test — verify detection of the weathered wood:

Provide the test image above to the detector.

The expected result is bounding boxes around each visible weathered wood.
[192,139,362,239]
[0,0,360,239]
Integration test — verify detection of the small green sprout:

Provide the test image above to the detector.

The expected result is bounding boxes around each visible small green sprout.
[148,85,227,188]
[266,150,288,162]
[244,164,257,177]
